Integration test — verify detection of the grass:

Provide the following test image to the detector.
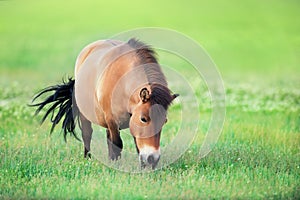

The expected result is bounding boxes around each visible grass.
[0,0,299,199]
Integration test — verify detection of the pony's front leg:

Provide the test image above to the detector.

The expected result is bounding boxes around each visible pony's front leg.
[106,120,123,160]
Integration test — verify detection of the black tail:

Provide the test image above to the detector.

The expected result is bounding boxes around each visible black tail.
[30,77,80,141]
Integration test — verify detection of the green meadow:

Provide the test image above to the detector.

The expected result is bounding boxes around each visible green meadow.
[0,0,299,199]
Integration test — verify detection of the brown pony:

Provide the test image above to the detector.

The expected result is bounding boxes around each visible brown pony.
[31,38,178,169]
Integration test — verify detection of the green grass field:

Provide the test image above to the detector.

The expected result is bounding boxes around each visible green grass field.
[0,0,299,199]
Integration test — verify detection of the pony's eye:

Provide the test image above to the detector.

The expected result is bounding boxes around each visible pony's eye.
[140,117,148,123]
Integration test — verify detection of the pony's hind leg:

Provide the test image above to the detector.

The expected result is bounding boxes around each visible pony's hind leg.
[79,113,93,158]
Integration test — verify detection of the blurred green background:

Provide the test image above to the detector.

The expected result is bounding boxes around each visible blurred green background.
[1,0,299,83]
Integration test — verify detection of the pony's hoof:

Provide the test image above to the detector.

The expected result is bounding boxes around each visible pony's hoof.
[86,152,92,159]
[109,152,121,161]
[84,149,92,159]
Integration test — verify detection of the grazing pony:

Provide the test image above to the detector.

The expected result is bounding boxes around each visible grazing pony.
[31,38,178,169]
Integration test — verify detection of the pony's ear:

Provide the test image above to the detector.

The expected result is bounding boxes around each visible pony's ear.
[140,88,150,103]
[172,93,179,100]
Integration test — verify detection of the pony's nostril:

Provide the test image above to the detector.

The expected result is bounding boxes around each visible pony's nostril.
[147,154,154,164]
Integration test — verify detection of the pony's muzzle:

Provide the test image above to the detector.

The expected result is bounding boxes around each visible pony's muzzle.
[139,146,160,169]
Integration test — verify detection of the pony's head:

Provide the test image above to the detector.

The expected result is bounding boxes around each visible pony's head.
[129,84,178,169]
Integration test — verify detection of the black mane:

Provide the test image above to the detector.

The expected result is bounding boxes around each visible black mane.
[149,83,174,109]
[128,38,158,64]
[128,38,175,109]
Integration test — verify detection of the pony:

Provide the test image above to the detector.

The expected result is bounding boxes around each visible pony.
[31,38,178,169]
